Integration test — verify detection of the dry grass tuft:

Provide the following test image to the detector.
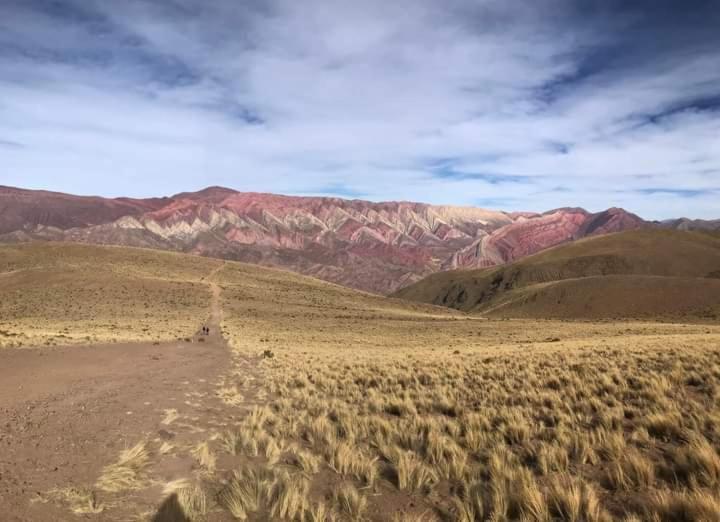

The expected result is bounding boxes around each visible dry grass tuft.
[266,471,310,520]
[48,487,104,514]
[387,448,438,492]
[218,466,271,520]
[547,475,611,522]
[161,479,208,521]
[191,441,216,472]
[672,437,720,488]
[649,489,720,521]
[96,441,150,493]
[605,450,655,491]
[333,482,367,521]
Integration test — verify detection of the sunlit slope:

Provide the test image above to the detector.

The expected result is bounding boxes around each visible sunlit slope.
[214,258,483,354]
[0,242,222,347]
[393,229,720,320]
[0,241,466,350]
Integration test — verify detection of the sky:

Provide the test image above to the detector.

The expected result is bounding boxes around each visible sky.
[1,0,719,219]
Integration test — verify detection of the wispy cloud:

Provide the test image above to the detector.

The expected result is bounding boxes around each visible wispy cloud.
[294,183,368,199]
[0,0,718,219]
[636,188,717,198]
[0,139,25,149]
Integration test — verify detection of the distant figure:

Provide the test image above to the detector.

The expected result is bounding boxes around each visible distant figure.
[206,327,211,335]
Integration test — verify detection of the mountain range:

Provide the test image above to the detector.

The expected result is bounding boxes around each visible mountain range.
[1,185,716,294]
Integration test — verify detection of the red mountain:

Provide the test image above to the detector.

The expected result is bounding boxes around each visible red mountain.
[0,185,675,293]
[0,185,168,234]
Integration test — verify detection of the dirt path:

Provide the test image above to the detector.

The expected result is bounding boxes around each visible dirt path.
[206,263,226,327]
[0,263,257,521]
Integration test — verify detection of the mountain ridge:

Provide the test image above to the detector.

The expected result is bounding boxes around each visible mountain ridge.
[1,185,717,293]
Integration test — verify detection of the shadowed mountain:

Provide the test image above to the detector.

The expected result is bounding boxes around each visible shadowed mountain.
[0,185,704,294]
[393,229,720,320]
[659,217,720,232]
[0,185,169,235]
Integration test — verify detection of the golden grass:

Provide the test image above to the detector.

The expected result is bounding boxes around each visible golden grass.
[191,441,216,473]
[14,244,720,520]
[46,487,104,514]
[218,466,270,519]
[0,243,220,347]
[333,482,367,521]
[207,258,720,520]
[160,479,208,521]
[96,441,150,493]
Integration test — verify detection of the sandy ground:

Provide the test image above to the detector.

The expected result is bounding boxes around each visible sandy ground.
[0,273,246,521]
[0,338,227,521]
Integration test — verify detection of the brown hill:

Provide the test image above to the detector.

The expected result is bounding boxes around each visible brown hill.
[0,241,455,349]
[0,185,168,234]
[393,229,720,320]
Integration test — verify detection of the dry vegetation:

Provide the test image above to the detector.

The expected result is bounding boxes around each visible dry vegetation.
[210,261,720,521]
[394,230,720,321]
[9,243,720,520]
[0,242,221,346]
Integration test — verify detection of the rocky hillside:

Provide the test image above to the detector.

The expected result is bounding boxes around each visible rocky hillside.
[0,185,704,293]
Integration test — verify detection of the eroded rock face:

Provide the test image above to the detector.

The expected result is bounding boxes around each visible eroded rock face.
[0,185,654,293]
[445,207,647,271]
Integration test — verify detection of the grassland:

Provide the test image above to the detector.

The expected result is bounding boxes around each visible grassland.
[0,242,222,347]
[211,261,720,521]
[5,242,720,520]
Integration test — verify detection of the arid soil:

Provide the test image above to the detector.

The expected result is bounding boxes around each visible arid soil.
[0,266,248,521]
[0,336,227,521]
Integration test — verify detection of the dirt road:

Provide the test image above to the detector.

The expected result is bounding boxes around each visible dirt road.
[0,263,243,521]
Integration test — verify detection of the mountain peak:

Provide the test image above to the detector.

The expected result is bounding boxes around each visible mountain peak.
[171,186,239,201]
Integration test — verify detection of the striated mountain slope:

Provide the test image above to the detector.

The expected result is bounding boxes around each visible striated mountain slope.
[445,207,646,269]
[0,185,658,293]
[393,229,720,319]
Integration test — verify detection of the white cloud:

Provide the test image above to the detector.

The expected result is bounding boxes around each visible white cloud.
[0,0,718,219]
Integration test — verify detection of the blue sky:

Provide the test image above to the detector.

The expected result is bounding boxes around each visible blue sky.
[1,0,719,219]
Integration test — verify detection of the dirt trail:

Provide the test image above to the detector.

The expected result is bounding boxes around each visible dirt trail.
[0,262,255,521]
[206,262,226,327]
